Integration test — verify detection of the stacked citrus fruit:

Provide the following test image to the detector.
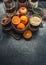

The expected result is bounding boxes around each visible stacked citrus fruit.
[12,15,28,30]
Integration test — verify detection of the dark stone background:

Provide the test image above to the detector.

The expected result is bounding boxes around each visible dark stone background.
[0,2,46,65]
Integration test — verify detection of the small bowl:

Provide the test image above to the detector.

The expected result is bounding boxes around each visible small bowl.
[29,14,42,32]
[32,8,44,16]
[23,30,32,40]
[2,17,11,27]
[1,17,12,31]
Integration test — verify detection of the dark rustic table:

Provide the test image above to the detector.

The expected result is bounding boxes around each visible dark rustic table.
[0,2,46,65]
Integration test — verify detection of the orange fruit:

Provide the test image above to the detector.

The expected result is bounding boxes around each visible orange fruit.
[23,30,32,39]
[12,16,20,25]
[20,15,28,25]
[17,23,25,30]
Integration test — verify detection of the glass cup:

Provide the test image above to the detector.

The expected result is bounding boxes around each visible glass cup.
[28,0,39,8]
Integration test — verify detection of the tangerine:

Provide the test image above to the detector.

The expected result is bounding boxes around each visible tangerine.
[17,23,25,30]
[20,15,28,25]
[12,16,20,25]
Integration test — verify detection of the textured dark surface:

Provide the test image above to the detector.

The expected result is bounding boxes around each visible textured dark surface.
[0,2,46,65]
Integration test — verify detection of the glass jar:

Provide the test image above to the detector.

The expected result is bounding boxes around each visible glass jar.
[6,2,16,18]
[18,0,27,7]
[28,0,38,8]
[3,0,13,3]
[3,0,16,18]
